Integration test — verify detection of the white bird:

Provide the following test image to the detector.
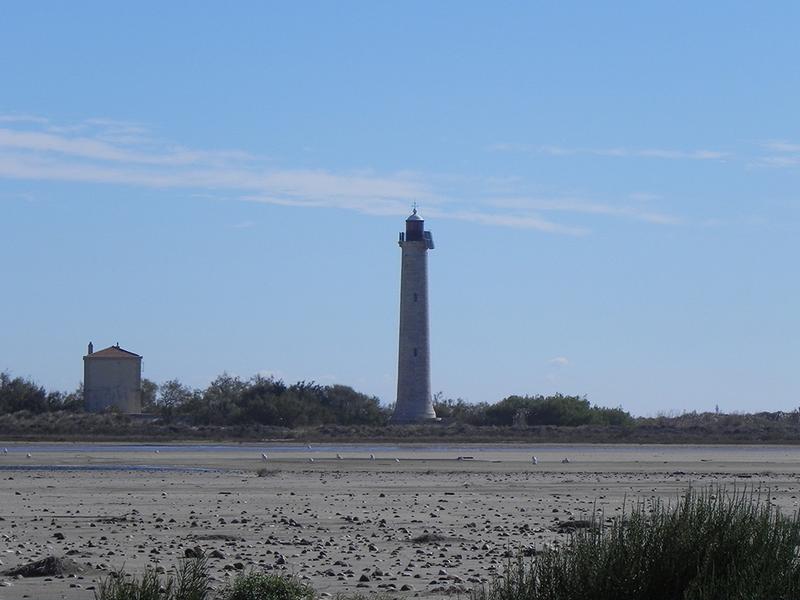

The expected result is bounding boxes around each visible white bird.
[307,444,312,450]
[395,458,400,463]
[336,453,343,460]
[532,456,538,465]
[2,447,7,454]
[26,452,32,459]
[561,457,570,464]
[154,449,160,454]
[308,457,315,463]
[369,454,375,460]
[261,453,268,461]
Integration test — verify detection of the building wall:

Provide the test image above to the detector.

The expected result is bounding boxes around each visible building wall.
[393,239,436,422]
[84,357,142,413]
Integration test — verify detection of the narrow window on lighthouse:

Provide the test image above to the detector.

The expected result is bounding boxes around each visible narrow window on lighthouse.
[413,292,418,302]
[413,348,418,357]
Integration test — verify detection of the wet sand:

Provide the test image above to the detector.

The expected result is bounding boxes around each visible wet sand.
[1,443,800,599]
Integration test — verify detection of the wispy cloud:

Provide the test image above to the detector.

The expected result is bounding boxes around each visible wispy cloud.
[762,140,800,153]
[486,197,681,225]
[435,209,589,236]
[0,114,50,125]
[0,114,687,235]
[548,356,569,367]
[490,143,729,161]
[0,190,36,202]
[230,220,256,229]
[756,139,800,168]
[257,369,285,381]
[0,127,258,167]
[0,117,440,220]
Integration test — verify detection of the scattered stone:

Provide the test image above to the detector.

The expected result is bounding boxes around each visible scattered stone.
[555,520,593,532]
[411,532,447,544]
[194,533,242,541]
[2,556,88,578]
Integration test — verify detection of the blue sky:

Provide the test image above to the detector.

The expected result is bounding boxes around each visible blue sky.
[2,2,799,415]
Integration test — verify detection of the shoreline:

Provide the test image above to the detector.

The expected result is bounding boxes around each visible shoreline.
[3,441,800,474]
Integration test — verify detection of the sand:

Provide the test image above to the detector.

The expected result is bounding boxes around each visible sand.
[2,443,800,599]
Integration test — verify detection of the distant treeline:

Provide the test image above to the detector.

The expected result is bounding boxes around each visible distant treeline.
[1,370,629,428]
[6,370,800,444]
[432,394,632,427]
[150,375,386,427]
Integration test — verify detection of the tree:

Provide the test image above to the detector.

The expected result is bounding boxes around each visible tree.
[196,373,247,425]
[0,371,47,413]
[321,385,386,426]
[155,379,198,419]
[141,378,159,412]
[61,382,84,412]
[159,379,195,409]
[433,394,487,424]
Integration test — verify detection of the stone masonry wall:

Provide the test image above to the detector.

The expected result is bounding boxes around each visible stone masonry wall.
[394,239,436,422]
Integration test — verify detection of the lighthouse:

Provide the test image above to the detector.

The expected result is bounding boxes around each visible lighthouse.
[392,207,437,423]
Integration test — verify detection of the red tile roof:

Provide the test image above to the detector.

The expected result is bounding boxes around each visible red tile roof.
[86,345,141,359]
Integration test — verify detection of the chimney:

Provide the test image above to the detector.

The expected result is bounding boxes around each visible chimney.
[88,341,94,355]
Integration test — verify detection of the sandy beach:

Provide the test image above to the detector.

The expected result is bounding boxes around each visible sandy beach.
[2,443,800,599]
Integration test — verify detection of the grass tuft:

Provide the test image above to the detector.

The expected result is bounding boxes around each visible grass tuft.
[218,571,314,600]
[473,486,800,600]
[95,555,209,600]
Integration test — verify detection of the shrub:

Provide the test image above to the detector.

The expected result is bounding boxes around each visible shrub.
[473,486,800,600]
[218,572,314,600]
[480,394,633,428]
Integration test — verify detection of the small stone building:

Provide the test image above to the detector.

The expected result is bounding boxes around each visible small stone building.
[83,342,142,413]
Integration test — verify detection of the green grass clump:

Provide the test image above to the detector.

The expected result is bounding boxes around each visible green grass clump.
[474,486,800,600]
[96,559,313,600]
[94,566,164,600]
[219,571,314,600]
[95,555,210,600]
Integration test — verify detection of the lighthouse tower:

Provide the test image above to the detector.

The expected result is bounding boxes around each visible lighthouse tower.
[392,208,437,423]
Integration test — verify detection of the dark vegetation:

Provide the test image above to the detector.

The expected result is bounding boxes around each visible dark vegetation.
[473,486,800,600]
[0,371,83,414]
[95,553,315,600]
[433,394,632,427]
[3,369,800,442]
[94,555,363,600]
[220,571,315,600]
[97,555,209,600]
